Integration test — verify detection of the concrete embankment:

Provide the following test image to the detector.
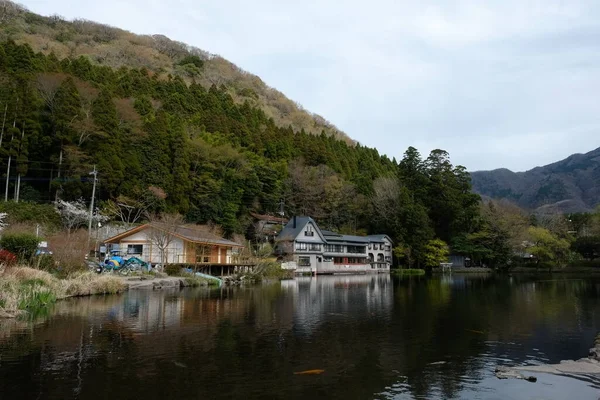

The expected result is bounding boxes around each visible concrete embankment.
[121,276,192,290]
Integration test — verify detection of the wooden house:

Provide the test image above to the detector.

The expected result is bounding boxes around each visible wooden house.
[103,223,243,265]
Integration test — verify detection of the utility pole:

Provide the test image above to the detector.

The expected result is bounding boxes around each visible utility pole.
[86,165,98,258]
[87,165,97,236]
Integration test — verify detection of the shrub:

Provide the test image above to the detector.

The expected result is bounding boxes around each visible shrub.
[0,249,17,267]
[47,229,88,274]
[392,268,426,276]
[0,233,40,261]
[33,254,56,271]
[165,264,182,276]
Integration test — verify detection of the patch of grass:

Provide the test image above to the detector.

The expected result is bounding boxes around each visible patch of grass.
[392,268,426,276]
[181,272,219,287]
[0,267,125,318]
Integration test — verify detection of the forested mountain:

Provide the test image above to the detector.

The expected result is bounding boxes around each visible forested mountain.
[0,1,516,268]
[0,0,348,142]
[471,147,600,213]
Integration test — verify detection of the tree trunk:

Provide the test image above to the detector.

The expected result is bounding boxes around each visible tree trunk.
[0,103,7,148]
[55,146,63,201]
[15,173,20,202]
[4,119,15,202]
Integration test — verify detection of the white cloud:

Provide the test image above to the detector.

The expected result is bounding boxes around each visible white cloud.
[19,0,600,171]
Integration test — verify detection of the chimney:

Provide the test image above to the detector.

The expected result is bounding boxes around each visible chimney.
[293,216,297,229]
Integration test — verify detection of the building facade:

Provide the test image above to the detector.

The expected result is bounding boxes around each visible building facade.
[275,217,393,274]
[103,223,243,265]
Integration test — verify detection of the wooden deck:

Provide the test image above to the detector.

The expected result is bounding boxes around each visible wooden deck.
[176,262,258,277]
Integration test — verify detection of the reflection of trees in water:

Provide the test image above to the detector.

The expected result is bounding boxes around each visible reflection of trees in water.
[383,275,600,398]
[1,275,600,399]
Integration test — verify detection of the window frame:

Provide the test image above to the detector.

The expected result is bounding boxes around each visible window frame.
[127,244,143,255]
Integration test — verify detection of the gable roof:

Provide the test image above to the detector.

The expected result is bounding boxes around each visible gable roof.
[276,217,393,246]
[367,234,393,243]
[275,216,326,242]
[104,223,243,247]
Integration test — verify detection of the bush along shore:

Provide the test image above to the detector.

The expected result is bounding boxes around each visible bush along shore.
[0,266,125,318]
[0,261,283,318]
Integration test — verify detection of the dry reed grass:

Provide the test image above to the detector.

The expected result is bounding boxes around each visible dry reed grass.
[0,267,125,318]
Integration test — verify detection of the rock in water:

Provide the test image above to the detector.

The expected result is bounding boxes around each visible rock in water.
[495,366,536,383]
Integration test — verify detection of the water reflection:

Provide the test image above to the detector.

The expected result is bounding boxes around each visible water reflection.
[0,274,599,399]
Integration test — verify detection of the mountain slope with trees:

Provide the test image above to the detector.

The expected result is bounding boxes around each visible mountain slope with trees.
[471,147,600,213]
[0,1,557,270]
[0,0,349,142]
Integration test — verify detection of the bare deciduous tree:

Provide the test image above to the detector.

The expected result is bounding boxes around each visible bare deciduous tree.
[147,213,183,267]
[372,176,401,222]
[103,189,161,227]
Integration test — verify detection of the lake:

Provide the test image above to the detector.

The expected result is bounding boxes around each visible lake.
[1,274,600,399]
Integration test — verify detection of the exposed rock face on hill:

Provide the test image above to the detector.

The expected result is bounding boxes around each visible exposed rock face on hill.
[471,147,600,213]
[0,0,350,142]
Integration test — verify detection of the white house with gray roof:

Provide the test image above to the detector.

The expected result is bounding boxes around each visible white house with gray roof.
[275,217,393,274]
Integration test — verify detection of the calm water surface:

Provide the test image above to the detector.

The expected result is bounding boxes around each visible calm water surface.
[1,274,600,399]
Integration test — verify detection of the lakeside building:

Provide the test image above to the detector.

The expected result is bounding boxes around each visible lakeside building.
[103,223,243,265]
[275,216,393,274]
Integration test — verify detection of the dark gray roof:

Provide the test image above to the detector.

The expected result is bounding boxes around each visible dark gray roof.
[367,234,393,243]
[275,217,391,245]
[276,217,325,242]
[327,234,370,244]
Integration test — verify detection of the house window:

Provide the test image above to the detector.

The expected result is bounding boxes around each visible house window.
[305,225,314,237]
[377,254,384,262]
[296,242,320,252]
[298,256,311,266]
[385,245,391,251]
[368,243,372,250]
[347,245,366,254]
[295,242,308,251]
[127,244,143,255]
[380,244,385,250]
[324,244,343,253]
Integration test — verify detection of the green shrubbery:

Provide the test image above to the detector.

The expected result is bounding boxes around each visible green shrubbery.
[0,202,61,229]
[0,233,40,261]
[164,264,182,276]
[392,268,426,276]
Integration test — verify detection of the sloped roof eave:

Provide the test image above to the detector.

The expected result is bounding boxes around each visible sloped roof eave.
[104,224,243,247]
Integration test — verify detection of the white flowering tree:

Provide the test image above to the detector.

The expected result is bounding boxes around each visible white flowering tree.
[54,199,109,236]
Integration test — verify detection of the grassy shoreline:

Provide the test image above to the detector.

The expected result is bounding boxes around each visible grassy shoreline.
[0,267,125,318]
[392,268,426,276]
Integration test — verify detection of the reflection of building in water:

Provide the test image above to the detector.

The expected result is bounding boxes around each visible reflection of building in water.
[106,291,184,333]
[281,274,393,336]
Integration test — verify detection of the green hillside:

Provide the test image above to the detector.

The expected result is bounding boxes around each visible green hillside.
[0,2,509,268]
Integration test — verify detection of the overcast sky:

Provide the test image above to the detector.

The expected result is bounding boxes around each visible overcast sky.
[19,0,600,171]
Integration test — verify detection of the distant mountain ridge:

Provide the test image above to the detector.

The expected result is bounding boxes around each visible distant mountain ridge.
[471,147,600,213]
